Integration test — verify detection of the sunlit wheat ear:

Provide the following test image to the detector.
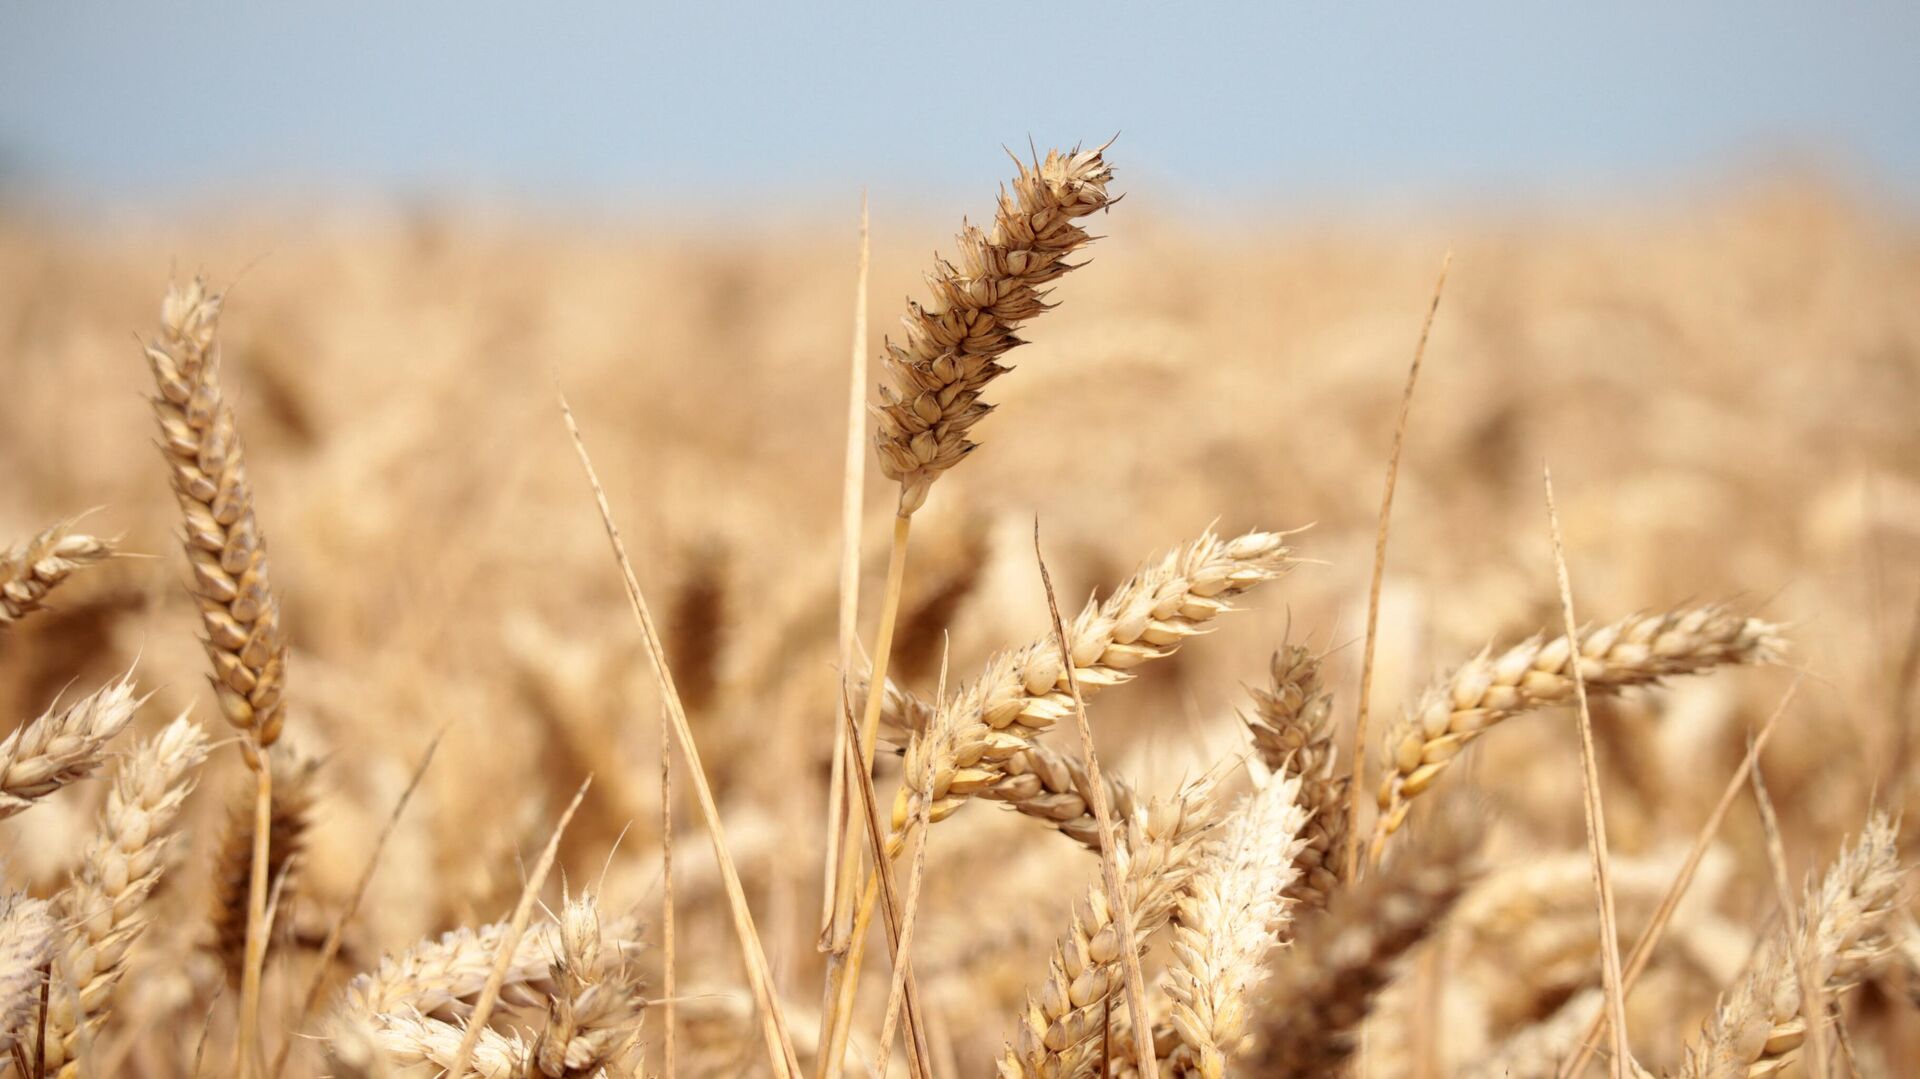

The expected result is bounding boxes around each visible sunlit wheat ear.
[889,527,1294,850]
[0,893,55,1059]
[527,890,648,1078]
[0,518,115,628]
[1164,771,1312,1079]
[1678,813,1903,1078]
[1243,642,1346,917]
[0,672,141,820]
[40,715,210,1077]
[1374,604,1782,854]
[211,746,321,984]
[998,774,1220,1079]
[145,276,289,764]
[1250,812,1482,1078]
[874,143,1116,514]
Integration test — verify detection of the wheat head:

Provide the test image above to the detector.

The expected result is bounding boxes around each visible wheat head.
[0,519,114,629]
[0,672,141,820]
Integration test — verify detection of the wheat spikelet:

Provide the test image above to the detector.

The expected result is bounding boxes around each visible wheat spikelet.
[1249,815,1480,1078]
[1374,605,1781,851]
[875,143,1116,514]
[0,520,115,629]
[997,775,1219,1079]
[890,528,1293,852]
[1243,643,1345,915]
[39,714,210,1076]
[144,276,289,763]
[1163,771,1311,1079]
[527,891,647,1078]
[335,901,645,1077]
[0,892,55,1058]
[1678,813,1903,1078]
[0,672,140,820]
[210,747,321,985]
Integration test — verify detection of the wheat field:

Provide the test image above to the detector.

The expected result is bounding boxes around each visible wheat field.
[2,149,1919,1077]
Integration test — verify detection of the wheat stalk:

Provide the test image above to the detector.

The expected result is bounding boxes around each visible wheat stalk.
[1249,815,1480,1078]
[39,715,210,1076]
[211,747,321,985]
[0,520,114,629]
[0,672,141,820]
[0,893,54,1059]
[874,143,1116,516]
[998,775,1219,1079]
[1373,605,1782,856]
[1678,813,1903,1078]
[1243,642,1346,916]
[891,528,1294,850]
[1163,770,1311,1079]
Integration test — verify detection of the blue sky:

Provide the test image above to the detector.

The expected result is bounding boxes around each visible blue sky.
[4,3,1917,213]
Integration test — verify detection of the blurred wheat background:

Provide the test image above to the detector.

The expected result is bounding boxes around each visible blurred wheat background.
[3,4,1920,1078]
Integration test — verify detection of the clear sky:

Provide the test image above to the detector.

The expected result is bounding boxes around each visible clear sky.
[4,2,1918,213]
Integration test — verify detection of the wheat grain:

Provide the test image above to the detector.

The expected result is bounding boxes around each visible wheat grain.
[40,714,210,1076]
[1249,814,1481,1078]
[1163,770,1311,1079]
[1374,605,1781,853]
[0,520,114,629]
[211,747,321,985]
[1243,643,1345,915]
[1678,813,1903,1078]
[890,528,1294,850]
[998,774,1219,1079]
[0,893,54,1058]
[874,144,1115,514]
[0,672,140,820]
[144,276,289,763]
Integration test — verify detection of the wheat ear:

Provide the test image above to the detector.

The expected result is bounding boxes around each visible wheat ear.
[1163,770,1312,1079]
[0,672,141,820]
[891,528,1294,850]
[1249,815,1481,1078]
[145,276,289,762]
[0,893,55,1058]
[527,890,648,1078]
[211,748,321,985]
[874,143,1115,516]
[1373,605,1781,855]
[1678,813,1903,1078]
[998,775,1219,1079]
[1244,643,1346,916]
[39,715,211,1076]
[0,520,115,628]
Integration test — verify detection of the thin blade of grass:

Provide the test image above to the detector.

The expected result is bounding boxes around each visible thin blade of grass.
[1748,717,1832,1077]
[560,393,802,1078]
[1558,680,1798,1078]
[1349,252,1450,878]
[660,695,677,1079]
[874,635,945,1078]
[1544,465,1633,1079]
[1034,520,1158,1079]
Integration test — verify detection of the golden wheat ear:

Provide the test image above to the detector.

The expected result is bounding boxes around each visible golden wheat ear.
[0,518,115,629]
[0,671,141,820]
[41,715,211,1076]
[0,893,55,1059]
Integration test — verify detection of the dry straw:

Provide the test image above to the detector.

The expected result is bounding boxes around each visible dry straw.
[0,519,114,628]
[1678,813,1903,1077]
[1373,604,1782,857]
[0,672,141,820]
[40,715,210,1077]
